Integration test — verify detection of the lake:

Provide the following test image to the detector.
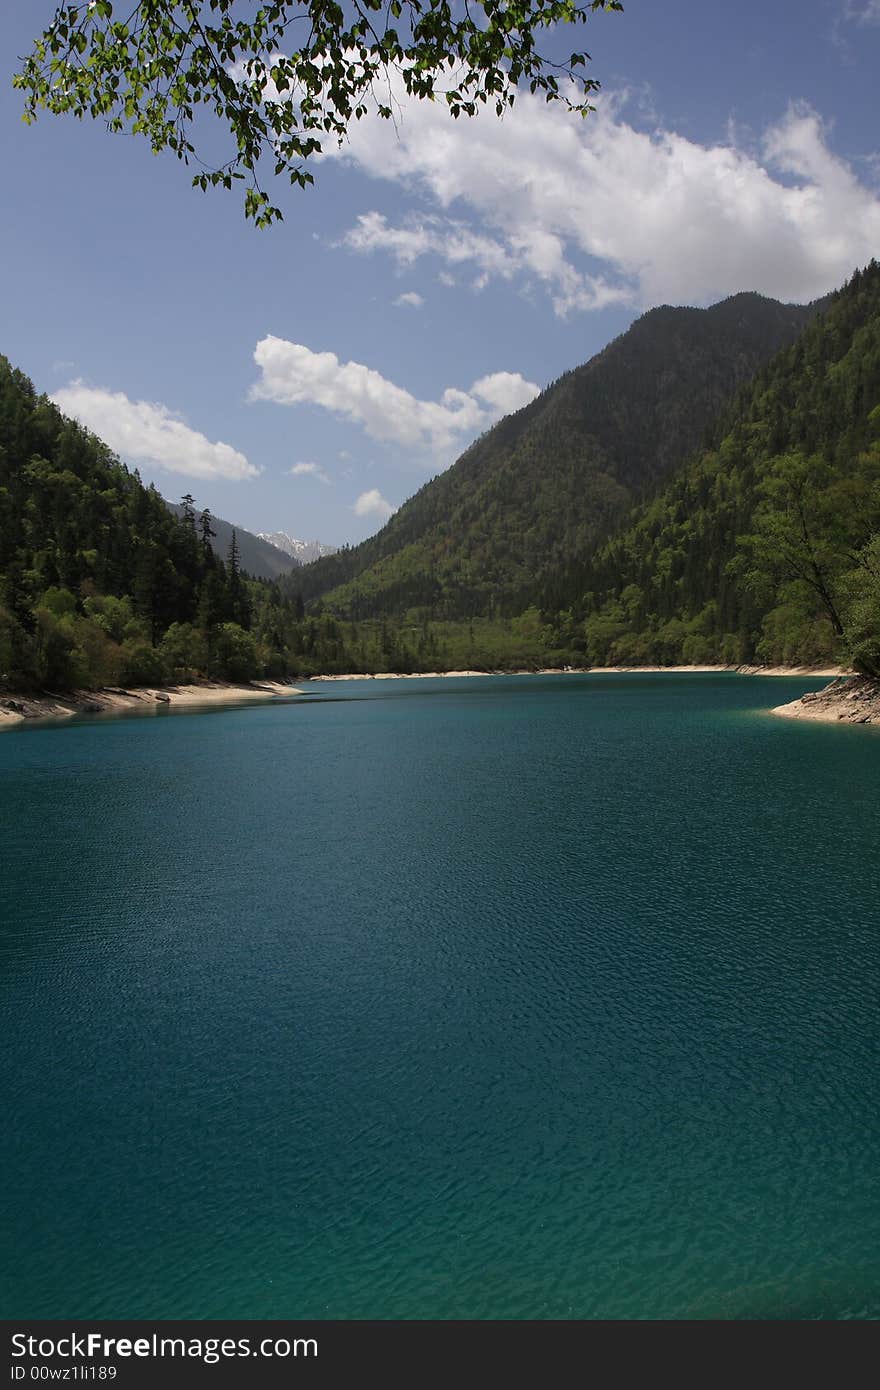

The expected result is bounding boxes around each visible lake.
[1,673,878,1319]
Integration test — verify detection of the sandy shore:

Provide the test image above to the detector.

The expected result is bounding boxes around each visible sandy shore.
[737,664,845,678]
[772,675,880,725]
[592,664,846,676]
[304,664,848,681]
[304,668,578,681]
[0,680,302,728]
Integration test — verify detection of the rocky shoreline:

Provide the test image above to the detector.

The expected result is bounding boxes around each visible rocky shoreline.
[773,675,880,725]
[0,680,302,728]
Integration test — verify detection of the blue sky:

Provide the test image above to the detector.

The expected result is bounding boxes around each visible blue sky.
[2,1,879,546]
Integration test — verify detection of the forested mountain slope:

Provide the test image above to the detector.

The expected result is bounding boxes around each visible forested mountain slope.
[289,292,821,619]
[0,355,516,686]
[0,358,340,687]
[549,262,880,673]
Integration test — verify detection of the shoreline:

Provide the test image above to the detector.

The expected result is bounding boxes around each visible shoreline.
[771,675,880,726]
[0,679,303,729]
[1,665,851,731]
[302,664,846,681]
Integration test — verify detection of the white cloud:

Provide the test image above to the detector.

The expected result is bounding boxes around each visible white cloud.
[845,1,880,22]
[347,212,516,284]
[354,488,396,520]
[469,371,542,417]
[345,210,622,310]
[329,82,880,314]
[250,336,540,456]
[290,460,331,484]
[51,383,258,480]
[393,290,425,308]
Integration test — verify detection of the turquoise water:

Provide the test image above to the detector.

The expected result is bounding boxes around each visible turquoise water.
[1,673,878,1320]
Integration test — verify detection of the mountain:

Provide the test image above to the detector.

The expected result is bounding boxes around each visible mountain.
[258,532,338,565]
[0,358,341,689]
[548,261,880,673]
[165,502,301,581]
[0,354,473,686]
[2,261,878,688]
[287,291,823,620]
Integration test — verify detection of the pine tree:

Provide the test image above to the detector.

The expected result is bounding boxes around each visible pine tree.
[226,528,251,629]
[227,528,240,583]
[199,509,216,554]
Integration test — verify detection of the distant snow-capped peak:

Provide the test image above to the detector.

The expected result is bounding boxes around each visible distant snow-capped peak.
[258,532,338,564]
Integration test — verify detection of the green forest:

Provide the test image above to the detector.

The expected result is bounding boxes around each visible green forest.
[1,263,879,692]
[548,261,880,674]
[0,359,389,687]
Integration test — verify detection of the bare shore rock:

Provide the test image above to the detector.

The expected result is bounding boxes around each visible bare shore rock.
[773,675,880,725]
[0,680,302,727]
